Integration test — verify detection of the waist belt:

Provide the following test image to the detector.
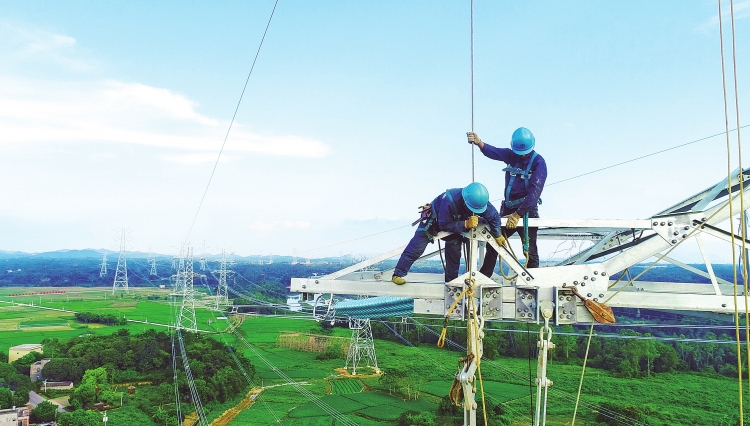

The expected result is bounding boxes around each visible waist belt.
[503,197,525,209]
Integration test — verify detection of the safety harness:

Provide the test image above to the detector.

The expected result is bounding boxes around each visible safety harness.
[411,189,463,240]
[502,152,538,253]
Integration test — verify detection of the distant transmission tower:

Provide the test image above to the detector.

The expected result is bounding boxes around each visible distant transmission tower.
[215,249,234,310]
[199,240,207,271]
[177,247,198,332]
[148,247,157,276]
[292,248,298,265]
[112,229,129,294]
[345,317,379,376]
[99,253,108,277]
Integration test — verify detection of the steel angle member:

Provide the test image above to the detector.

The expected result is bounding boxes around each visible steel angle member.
[478,225,532,280]
[413,299,444,315]
[650,212,704,246]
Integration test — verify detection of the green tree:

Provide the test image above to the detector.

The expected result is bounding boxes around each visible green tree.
[30,400,58,423]
[70,367,109,409]
[555,324,576,361]
[12,385,30,406]
[12,351,43,375]
[397,410,436,426]
[0,387,12,409]
[57,409,102,426]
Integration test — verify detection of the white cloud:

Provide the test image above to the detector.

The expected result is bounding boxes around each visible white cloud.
[0,77,330,158]
[166,153,233,164]
[697,0,750,32]
[0,22,93,71]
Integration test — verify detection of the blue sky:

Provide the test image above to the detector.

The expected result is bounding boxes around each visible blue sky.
[0,1,748,262]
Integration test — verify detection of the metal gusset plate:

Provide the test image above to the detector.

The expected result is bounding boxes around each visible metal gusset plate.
[444,284,465,319]
[480,286,503,319]
[554,287,577,325]
[515,287,538,322]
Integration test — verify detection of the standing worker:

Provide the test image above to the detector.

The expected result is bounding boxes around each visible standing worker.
[467,128,547,272]
[391,182,504,285]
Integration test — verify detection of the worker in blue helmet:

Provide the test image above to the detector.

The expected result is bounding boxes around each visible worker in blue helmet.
[391,182,503,285]
[467,128,547,270]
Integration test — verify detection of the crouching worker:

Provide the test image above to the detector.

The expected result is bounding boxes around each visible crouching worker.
[391,182,504,285]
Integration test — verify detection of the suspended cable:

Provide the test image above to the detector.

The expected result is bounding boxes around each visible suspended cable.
[728,0,750,402]
[185,0,280,242]
[717,1,745,423]
[470,0,475,183]
[546,124,749,188]
[297,126,748,255]
[413,318,642,426]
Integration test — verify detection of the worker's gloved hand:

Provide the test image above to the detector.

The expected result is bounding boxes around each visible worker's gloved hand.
[494,235,506,246]
[466,132,483,148]
[464,215,479,230]
[505,212,521,230]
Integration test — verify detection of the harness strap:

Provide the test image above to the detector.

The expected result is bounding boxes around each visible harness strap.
[504,152,538,204]
[445,189,461,221]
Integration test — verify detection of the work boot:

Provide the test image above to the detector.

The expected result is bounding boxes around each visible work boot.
[391,275,406,285]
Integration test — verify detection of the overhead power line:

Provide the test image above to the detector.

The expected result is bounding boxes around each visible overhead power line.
[185,0,280,242]
[300,125,748,254]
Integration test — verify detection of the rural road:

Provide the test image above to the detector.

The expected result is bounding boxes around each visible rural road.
[28,391,67,413]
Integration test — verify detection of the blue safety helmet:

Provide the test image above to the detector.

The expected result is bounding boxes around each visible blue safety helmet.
[510,127,535,155]
[461,182,489,214]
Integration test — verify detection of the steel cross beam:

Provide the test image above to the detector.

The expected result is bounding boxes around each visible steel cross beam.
[290,168,750,322]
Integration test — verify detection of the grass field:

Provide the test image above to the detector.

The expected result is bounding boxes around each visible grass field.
[0,287,746,425]
[330,379,364,394]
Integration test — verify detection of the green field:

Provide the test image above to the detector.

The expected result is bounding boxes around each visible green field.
[0,287,746,425]
[330,379,364,394]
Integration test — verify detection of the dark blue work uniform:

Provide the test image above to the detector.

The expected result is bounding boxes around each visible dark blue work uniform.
[394,188,502,282]
[478,144,547,272]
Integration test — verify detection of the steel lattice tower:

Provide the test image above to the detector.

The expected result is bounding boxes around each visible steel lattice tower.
[199,240,207,271]
[148,248,157,276]
[215,249,233,310]
[172,245,186,293]
[345,318,379,375]
[99,253,108,277]
[177,247,198,332]
[112,230,129,294]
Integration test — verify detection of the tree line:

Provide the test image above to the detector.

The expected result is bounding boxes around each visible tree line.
[39,329,256,425]
[368,316,747,379]
[74,311,128,326]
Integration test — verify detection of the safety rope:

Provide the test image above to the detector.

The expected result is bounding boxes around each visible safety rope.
[497,232,530,280]
[438,239,447,273]
[437,285,471,348]
[728,0,750,400]
[718,1,745,423]
[467,288,489,426]
[571,322,595,426]
[607,268,630,290]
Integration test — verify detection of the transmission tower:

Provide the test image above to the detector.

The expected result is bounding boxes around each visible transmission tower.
[148,247,157,276]
[177,247,198,332]
[215,249,234,310]
[199,240,207,271]
[99,253,108,277]
[292,248,298,265]
[345,317,379,376]
[172,245,186,293]
[112,229,129,294]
